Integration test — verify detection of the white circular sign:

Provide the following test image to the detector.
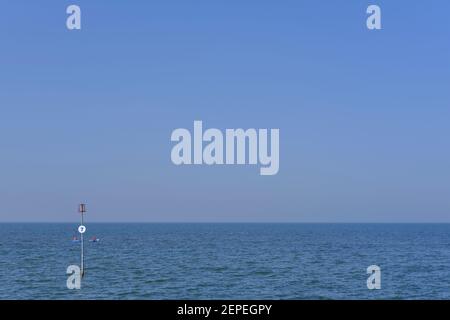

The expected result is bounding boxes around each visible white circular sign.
[78,225,86,234]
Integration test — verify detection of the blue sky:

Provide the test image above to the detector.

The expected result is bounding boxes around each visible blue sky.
[0,1,449,222]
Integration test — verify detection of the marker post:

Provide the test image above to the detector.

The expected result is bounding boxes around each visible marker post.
[78,203,86,277]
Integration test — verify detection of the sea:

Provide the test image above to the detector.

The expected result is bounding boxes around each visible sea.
[0,223,449,299]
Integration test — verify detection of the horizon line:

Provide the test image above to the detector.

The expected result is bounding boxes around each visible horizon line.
[0,221,449,224]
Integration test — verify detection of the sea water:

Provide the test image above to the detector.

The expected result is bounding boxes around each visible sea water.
[0,223,449,299]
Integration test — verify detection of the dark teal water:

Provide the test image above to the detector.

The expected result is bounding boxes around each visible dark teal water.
[0,223,449,299]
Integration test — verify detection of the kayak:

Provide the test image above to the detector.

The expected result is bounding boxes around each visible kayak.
[71,239,99,242]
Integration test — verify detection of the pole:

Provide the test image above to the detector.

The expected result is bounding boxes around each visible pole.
[79,204,86,277]
[81,211,84,277]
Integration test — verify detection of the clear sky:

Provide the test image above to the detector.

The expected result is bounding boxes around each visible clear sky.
[0,1,449,222]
